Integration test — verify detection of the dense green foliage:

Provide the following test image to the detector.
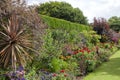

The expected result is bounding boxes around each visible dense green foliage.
[34,15,116,78]
[84,49,120,80]
[0,0,119,80]
[108,16,120,32]
[41,15,90,31]
[37,1,88,24]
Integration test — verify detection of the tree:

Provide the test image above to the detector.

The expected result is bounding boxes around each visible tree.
[36,1,88,24]
[108,16,120,32]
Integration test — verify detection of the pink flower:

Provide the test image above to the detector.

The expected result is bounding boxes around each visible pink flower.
[53,73,57,77]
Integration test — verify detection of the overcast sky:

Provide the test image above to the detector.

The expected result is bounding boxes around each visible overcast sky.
[26,0,120,22]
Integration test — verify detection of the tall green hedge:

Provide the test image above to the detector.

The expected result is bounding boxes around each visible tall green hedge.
[40,15,90,31]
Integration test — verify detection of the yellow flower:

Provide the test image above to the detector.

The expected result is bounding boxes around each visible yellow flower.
[66,56,71,59]
[60,55,65,59]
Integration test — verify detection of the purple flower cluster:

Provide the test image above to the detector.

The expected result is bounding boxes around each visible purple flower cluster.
[7,66,26,80]
[39,70,53,80]
[112,37,118,43]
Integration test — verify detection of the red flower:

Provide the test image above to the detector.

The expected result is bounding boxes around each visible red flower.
[79,49,84,53]
[60,70,65,73]
[64,74,67,77]
[83,47,88,51]
[53,73,57,77]
[73,51,78,55]
[87,50,91,53]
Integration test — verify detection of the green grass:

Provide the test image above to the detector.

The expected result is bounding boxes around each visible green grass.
[84,50,120,80]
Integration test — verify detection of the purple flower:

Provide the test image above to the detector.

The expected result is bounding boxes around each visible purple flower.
[18,77,26,80]
[11,72,16,76]
[21,78,26,80]
[112,37,118,42]
[18,66,24,71]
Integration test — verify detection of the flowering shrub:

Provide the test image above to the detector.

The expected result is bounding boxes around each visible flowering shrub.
[4,66,26,80]
[71,47,96,75]
[0,0,119,80]
[52,70,73,80]
[112,37,119,43]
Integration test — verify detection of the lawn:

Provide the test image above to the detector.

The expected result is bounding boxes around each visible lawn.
[84,50,120,80]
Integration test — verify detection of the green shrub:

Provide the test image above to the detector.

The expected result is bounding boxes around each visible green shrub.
[37,1,88,24]
[86,59,96,72]
[0,76,6,80]
[25,67,40,80]
[41,15,90,31]
[50,58,68,72]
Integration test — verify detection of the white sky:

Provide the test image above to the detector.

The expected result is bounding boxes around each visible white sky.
[26,0,120,22]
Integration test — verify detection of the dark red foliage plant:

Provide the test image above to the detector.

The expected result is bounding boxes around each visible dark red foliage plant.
[93,17,110,35]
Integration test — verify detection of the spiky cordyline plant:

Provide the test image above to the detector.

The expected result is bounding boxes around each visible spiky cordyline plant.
[0,13,32,70]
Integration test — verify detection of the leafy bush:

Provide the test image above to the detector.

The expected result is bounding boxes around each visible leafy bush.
[92,18,110,42]
[50,58,68,72]
[25,67,40,80]
[37,1,88,24]
[93,17,110,35]
[97,47,112,62]
[41,15,90,31]
[38,29,63,71]
[72,47,96,75]
[108,16,120,32]
[81,30,101,46]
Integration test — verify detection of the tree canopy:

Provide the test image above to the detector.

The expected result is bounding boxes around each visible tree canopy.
[36,1,88,24]
[108,16,120,32]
